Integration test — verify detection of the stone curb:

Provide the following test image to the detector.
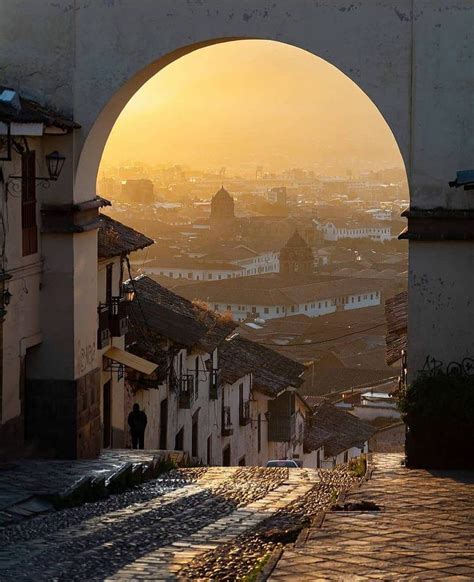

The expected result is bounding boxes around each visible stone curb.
[292,458,375,551]
[257,544,284,581]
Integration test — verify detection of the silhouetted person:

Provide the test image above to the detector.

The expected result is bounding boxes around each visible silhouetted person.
[128,403,147,449]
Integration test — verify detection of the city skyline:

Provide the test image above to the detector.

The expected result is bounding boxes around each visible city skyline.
[100,40,406,177]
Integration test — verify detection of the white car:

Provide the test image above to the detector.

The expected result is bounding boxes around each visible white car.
[266,459,300,468]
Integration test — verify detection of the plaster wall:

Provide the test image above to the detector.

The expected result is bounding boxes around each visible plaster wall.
[0,141,44,424]
[408,242,474,377]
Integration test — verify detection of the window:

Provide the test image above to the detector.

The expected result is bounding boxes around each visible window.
[358,295,361,302]
[343,450,349,464]
[252,306,256,314]
[21,150,38,256]
[208,273,213,280]
[318,302,321,309]
[370,293,373,300]
[351,297,354,303]
[304,305,308,311]
[325,301,328,307]
[264,307,269,314]
[207,435,212,465]
[227,305,231,311]
[291,306,295,313]
[214,304,219,311]
[195,356,199,396]
[188,272,193,279]
[276,307,279,314]
[175,427,184,451]
[106,264,113,305]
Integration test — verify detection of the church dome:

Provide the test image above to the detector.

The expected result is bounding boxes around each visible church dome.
[213,186,232,201]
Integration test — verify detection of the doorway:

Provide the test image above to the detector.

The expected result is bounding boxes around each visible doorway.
[103,380,111,448]
[192,410,199,459]
[222,444,231,466]
[159,397,168,449]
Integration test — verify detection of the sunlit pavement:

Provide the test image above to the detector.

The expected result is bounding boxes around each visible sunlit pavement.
[271,453,474,581]
[0,466,321,581]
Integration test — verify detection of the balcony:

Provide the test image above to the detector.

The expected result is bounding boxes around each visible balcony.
[268,412,297,442]
[221,405,233,436]
[109,296,128,337]
[239,400,251,426]
[209,369,221,400]
[178,374,195,409]
[97,303,111,349]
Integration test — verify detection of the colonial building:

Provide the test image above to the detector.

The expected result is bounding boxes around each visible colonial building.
[0,85,157,458]
[0,87,81,457]
[315,219,392,242]
[174,274,383,322]
[279,230,314,276]
[123,276,332,467]
[304,399,375,468]
[143,245,279,281]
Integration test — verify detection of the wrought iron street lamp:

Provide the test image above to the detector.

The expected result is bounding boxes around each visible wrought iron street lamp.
[45,151,66,181]
[123,282,135,303]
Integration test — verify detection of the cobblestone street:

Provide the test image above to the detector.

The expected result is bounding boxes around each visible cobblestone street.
[0,465,352,581]
[271,454,474,581]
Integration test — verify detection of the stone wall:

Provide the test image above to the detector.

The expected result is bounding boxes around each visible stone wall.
[369,423,405,453]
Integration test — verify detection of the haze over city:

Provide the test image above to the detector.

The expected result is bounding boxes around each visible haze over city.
[101,40,405,177]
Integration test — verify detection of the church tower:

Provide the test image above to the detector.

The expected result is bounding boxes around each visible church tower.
[210,186,236,235]
[279,230,314,276]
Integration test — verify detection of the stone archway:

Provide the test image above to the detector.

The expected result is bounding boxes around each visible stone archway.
[1,0,473,412]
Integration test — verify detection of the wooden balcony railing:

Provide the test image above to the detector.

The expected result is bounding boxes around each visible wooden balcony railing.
[97,303,111,349]
[178,374,195,409]
[209,369,221,400]
[239,400,251,426]
[221,405,233,436]
[109,296,128,337]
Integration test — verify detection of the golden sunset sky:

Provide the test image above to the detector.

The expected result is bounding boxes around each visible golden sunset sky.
[100,40,404,176]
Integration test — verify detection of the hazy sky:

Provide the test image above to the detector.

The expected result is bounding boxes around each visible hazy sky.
[101,40,404,176]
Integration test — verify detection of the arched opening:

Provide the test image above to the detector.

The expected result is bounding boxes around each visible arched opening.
[87,39,409,454]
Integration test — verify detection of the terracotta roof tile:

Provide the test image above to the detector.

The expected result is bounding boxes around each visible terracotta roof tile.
[98,214,154,259]
[304,400,375,456]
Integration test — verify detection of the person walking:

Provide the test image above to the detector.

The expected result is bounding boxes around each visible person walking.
[128,403,147,449]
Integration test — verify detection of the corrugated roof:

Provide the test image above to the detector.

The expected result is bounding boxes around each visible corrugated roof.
[98,214,154,259]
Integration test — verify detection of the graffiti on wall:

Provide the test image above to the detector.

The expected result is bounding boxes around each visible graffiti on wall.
[77,338,96,376]
[419,355,474,377]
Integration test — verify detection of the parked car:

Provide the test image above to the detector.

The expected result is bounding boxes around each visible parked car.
[266,459,301,468]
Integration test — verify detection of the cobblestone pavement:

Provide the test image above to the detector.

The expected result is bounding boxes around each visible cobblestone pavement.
[0,449,179,520]
[180,465,361,581]
[0,466,294,581]
[271,453,474,581]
